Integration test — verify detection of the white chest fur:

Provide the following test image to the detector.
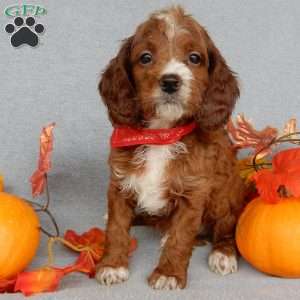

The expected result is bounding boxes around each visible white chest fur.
[121,142,187,215]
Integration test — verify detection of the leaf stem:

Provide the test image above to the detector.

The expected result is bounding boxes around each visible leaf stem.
[47,236,97,266]
[252,132,300,171]
[26,174,59,238]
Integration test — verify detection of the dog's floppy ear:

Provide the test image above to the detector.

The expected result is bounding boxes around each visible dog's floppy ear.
[196,33,240,131]
[99,37,140,126]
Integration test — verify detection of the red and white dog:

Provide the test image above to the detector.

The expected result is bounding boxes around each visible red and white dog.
[96,6,245,289]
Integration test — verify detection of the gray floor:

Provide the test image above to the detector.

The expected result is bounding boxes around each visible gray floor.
[1,0,300,299]
[5,225,300,300]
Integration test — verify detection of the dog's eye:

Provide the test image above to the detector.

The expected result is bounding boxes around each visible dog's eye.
[189,52,201,65]
[140,52,152,65]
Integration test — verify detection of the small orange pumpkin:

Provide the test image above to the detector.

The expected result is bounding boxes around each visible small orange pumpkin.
[0,175,4,192]
[236,197,300,277]
[0,192,40,279]
[236,148,300,277]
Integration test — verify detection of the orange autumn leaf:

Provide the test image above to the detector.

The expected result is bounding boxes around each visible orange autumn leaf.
[64,227,138,264]
[30,123,56,197]
[14,267,67,296]
[0,278,16,293]
[64,227,106,249]
[253,169,282,203]
[1,258,94,295]
[272,149,300,196]
[272,148,300,173]
[14,264,79,296]
[252,148,300,203]
[238,157,270,183]
[14,250,100,295]
[74,251,96,277]
[64,228,106,262]
[1,227,137,296]
[227,114,278,158]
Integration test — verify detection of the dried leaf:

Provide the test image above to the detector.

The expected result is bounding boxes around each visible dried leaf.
[30,123,56,197]
[14,254,100,295]
[273,147,300,173]
[0,278,16,293]
[64,227,137,264]
[3,227,138,296]
[252,169,282,203]
[273,148,300,196]
[283,118,297,136]
[227,114,278,158]
[238,157,270,182]
[64,228,106,262]
[74,251,96,277]
[252,148,300,203]
[282,118,300,145]
[64,227,106,248]
[29,172,45,198]
[14,267,66,296]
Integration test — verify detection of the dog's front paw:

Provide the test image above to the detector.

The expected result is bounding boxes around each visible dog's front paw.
[208,250,238,275]
[96,267,129,285]
[148,270,185,290]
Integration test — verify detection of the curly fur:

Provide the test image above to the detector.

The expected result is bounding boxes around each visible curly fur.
[97,6,246,289]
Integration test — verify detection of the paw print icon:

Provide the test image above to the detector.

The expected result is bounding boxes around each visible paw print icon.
[5,17,45,47]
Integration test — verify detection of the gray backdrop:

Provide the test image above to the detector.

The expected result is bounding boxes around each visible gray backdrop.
[0,1,300,299]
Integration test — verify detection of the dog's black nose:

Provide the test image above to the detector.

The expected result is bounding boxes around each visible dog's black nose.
[159,74,182,94]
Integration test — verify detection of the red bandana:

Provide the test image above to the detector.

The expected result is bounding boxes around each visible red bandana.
[111,122,197,148]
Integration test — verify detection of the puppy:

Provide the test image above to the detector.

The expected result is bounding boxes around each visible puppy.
[96,6,245,289]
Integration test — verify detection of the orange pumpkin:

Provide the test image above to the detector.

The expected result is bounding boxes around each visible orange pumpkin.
[236,196,300,277]
[0,192,40,279]
[0,175,4,192]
